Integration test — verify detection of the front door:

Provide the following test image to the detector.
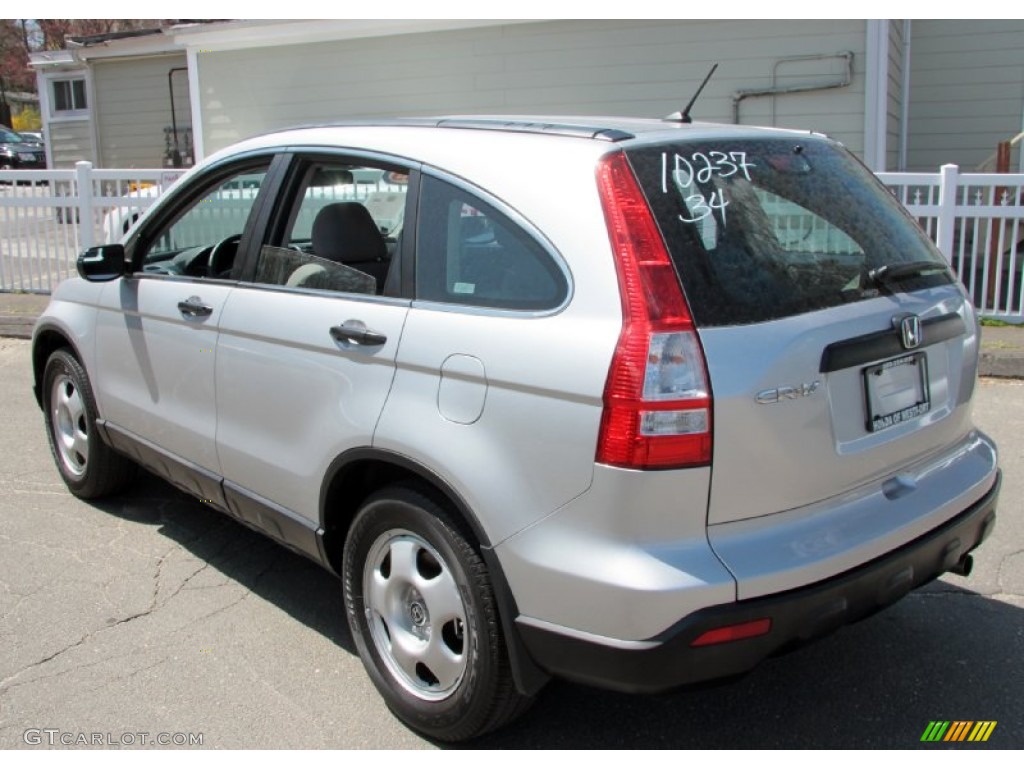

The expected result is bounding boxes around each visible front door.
[93,159,274,498]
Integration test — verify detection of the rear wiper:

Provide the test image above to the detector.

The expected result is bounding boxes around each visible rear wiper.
[867,260,948,287]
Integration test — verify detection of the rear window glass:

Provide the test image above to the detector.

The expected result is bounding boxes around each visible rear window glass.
[625,138,953,326]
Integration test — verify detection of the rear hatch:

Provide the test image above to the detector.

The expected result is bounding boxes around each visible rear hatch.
[624,135,978,525]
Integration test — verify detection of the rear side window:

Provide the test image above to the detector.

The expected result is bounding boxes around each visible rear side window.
[416,175,567,311]
[254,162,408,295]
[625,138,953,326]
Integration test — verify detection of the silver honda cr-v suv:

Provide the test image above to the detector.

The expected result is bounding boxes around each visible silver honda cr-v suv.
[32,117,1000,741]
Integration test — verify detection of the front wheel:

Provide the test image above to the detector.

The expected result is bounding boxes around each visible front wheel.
[42,349,135,498]
[343,486,532,741]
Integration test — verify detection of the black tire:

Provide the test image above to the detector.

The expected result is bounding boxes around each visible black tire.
[42,349,136,498]
[343,485,533,741]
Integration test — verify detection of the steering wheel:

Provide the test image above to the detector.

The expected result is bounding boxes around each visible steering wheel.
[208,234,242,277]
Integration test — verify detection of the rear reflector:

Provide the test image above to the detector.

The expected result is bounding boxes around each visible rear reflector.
[690,618,772,647]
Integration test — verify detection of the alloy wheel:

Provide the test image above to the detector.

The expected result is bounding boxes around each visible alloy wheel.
[362,529,468,701]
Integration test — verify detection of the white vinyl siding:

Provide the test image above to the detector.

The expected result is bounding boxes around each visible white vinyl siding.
[194,19,868,158]
[92,53,190,168]
[46,119,93,169]
[906,19,1024,171]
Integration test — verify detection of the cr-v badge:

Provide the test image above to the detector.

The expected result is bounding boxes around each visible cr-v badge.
[756,381,821,404]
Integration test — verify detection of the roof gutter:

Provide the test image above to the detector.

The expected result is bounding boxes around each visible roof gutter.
[169,19,542,53]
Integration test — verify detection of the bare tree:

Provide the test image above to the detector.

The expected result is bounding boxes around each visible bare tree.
[1,20,176,95]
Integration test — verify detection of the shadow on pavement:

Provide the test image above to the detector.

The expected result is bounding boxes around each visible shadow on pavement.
[91,472,1022,750]
[90,471,355,655]
[472,579,1022,749]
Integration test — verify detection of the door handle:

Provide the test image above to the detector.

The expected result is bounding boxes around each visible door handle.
[178,296,213,318]
[329,320,387,346]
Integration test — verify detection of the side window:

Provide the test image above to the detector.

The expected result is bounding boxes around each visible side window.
[416,175,567,310]
[140,165,270,278]
[254,162,409,295]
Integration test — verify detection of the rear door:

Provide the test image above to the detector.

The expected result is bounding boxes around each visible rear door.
[213,154,414,525]
[625,136,978,524]
[372,171,594,546]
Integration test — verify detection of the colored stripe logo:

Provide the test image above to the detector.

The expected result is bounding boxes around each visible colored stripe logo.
[921,721,997,742]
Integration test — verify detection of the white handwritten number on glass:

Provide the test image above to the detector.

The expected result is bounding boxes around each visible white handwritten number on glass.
[678,190,726,224]
[660,151,756,224]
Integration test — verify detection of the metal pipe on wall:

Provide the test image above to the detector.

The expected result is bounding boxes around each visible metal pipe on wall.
[733,51,854,125]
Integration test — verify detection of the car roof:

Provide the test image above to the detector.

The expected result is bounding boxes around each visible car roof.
[236,116,822,154]
[188,116,830,213]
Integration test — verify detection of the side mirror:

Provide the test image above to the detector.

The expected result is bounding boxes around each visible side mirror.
[77,245,126,282]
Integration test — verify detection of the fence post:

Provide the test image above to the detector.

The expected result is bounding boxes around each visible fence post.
[935,163,958,261]
[75,160,95,251]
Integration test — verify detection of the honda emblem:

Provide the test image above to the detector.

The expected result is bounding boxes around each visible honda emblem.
[900,315,922,350]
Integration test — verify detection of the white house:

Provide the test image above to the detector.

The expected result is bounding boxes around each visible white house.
[30,28,191,169]
[31,19,1024,173]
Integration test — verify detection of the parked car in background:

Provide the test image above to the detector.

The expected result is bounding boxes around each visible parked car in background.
[32,116,1000,741]
[0,127,46,171]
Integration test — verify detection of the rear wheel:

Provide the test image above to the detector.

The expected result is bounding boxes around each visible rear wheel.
[42,349,135,498]
[343,485,532,741]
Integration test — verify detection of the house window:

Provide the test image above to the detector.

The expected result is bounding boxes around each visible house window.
[51,79,87,114]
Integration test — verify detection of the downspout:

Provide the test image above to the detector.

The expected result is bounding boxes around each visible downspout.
[898,20,912,171]
[186,46,204,163]
[733,51,854,125]
[168,66,187,168]
[864,20,889,171]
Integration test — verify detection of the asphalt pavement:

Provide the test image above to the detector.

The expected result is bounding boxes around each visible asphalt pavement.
[0,337,1021,749]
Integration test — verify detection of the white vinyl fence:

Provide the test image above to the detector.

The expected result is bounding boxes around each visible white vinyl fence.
[2,161,1023,319]
[877,165,1024,319]
[0,162,184,293]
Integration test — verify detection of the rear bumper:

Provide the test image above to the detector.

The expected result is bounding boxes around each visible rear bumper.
[2,157,46,170]
[517,471,999,693]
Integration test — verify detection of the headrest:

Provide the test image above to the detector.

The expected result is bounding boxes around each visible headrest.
[311,202,386,264]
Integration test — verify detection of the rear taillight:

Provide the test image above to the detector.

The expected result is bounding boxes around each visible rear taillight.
[595,151,712,470]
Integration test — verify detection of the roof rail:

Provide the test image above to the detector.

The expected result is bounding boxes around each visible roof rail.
[433,118,634,142]
[255,117,636,143]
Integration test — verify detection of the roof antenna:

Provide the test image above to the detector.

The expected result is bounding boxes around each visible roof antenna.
[666,63,719,124]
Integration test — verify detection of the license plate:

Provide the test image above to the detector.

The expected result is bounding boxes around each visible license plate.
[863,353,930,432]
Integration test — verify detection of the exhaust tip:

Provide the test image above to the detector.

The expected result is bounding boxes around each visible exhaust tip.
[949,553,974,577]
